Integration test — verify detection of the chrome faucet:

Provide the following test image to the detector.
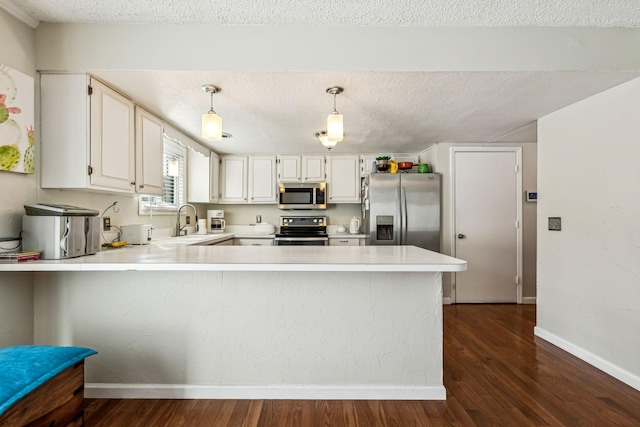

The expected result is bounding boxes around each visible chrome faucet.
[175,204,198,236]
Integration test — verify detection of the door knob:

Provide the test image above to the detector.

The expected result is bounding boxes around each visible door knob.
[457,234,465,239]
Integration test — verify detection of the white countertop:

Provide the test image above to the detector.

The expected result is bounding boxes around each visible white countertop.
[0,234,466,273]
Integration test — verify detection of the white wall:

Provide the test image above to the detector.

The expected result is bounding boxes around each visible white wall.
[536,77,640,390]
[0,8,36,346]
[421,142,537,302]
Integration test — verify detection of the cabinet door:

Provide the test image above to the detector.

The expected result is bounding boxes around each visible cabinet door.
[135,107,164,195]
[302,155,325,182]
[329,238,361,246]
[360,155,378,176]
[234,238,274,246]
[89,79,136,192]
[277,155,301,182]
[249,156,277,203]
[210,152,220,203]
[187,149,210,203]
[327,155,361,203]
[220,156,248,203]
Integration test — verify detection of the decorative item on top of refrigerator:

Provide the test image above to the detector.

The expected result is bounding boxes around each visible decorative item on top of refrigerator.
[361,173,441,252]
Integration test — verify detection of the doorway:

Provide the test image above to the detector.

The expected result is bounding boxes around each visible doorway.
[451,147,523,303]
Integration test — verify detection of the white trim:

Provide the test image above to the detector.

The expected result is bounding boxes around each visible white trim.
[85,383,447,400]
[442,297,452,305]
[0,1,39,28]
[449,146,523,304]
[534,327,640,392]
[522,297,536,304]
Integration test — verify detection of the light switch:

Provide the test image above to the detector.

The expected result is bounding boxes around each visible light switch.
[548,217,561,231]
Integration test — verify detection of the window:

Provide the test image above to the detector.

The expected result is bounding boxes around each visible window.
[139,138,186,215]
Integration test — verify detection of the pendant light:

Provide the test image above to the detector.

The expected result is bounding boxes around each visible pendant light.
[315,131,338,150]
[202,84,222,141]
[326,86,344,142]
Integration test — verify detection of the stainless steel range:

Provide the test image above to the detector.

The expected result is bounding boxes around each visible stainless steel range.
[274,216,328,246]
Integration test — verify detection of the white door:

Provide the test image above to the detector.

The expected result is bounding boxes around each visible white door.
[452,147,522,303]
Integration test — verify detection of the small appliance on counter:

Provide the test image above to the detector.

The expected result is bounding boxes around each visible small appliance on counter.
[120,224,153,245]
[22,204,100,259]
[207,209,226,233]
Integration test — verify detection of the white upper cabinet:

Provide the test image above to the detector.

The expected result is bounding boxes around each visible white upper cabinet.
[135,107,164,195]
[249,156,277,203]
[277,155,302,182]
[302,155,326,182]
[210,152,220,203]
[220,156,248,203]
[41,74,163,194]
[277,155,325,182]
[187,148,211,203]
[326,155,361,203]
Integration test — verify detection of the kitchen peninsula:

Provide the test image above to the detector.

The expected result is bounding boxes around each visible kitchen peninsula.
[2,241,465,400]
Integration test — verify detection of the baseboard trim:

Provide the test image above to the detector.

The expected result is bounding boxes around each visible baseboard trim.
[85,383,446,400]
[534,327,640,392]
[442,297,452,305]
[521,297,536,304]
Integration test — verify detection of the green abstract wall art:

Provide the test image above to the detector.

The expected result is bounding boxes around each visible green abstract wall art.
[0,64,34,174]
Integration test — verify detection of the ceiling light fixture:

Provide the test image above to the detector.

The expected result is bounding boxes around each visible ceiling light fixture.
[315,130,338,151]
[202,84,222,141]
[326,86,344,143]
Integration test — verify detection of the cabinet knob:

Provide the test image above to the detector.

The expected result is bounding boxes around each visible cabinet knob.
[139,184,144,189]
[457,234,466,239]
[130,182,136,186]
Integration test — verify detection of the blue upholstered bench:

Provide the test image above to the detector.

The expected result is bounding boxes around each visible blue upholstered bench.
[0,345,97,427]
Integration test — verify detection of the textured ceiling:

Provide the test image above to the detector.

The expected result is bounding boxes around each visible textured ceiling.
[93,70,639,155]
[5,0,640,26]
[3,0,640,155]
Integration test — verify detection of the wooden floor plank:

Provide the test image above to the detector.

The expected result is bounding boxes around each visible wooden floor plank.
[84,305,640,426]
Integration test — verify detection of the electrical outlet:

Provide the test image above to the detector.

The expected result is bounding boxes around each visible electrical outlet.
[103,217,111,231]
[186,215,191,225]
[548,217,561,231]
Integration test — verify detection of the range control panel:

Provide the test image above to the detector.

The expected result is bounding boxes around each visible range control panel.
[280,216,326,227]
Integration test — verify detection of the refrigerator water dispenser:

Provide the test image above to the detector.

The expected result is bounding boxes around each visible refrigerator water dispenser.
[376,216,394,241]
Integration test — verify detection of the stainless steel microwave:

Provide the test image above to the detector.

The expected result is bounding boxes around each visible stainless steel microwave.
[278,182,327,210]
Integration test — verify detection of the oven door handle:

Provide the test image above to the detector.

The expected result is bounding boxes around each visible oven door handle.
[275,237,329,242]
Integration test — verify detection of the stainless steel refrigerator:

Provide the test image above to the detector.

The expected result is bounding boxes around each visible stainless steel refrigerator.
[362,173,441,251]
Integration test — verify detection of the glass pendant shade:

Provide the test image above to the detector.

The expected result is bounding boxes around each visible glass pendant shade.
[316,131,337,150]
[326,112,343,141]
[202,111,222,141]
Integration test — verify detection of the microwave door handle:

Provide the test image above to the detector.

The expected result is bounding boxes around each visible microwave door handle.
[60,217,70,257]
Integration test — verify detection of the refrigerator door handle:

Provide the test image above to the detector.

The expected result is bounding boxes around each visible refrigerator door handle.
[396,186,402,245]
[401,186,408,245]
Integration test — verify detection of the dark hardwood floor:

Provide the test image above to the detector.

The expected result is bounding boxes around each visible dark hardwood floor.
[84,304,640,426]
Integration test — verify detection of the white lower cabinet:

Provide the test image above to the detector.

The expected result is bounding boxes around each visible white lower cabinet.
[234,238,274,246]
[329,238,362,246]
